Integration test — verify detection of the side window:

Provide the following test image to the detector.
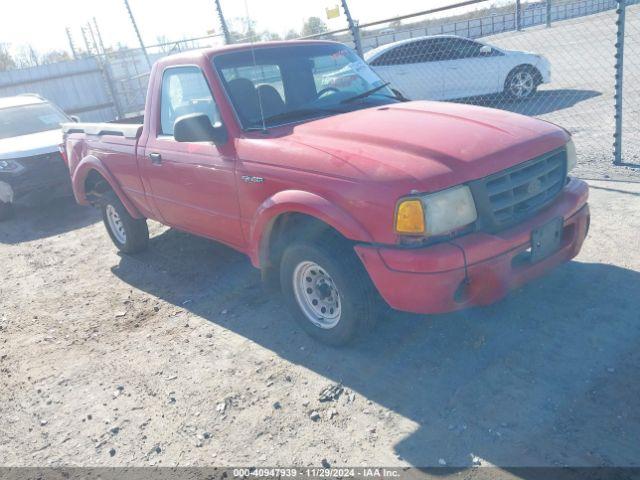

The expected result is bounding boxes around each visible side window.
[220,64,285,102]
[371,46,407,66]
[160,67,221,136]
[441,39,484,61]
[372,40,441,66]
[219,64,285,124]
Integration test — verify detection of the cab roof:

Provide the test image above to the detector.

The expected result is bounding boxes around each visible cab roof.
[155,40,343,66]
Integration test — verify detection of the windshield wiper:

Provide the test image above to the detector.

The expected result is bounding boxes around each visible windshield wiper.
[340,82,391,104]
[247,107,346,129]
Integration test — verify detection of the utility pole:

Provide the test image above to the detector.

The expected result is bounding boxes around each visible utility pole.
[82,23,123,118]
[80,26,94,55]
[93,17,108,54]
[123,0,151,69]
[214,0,232,44]
[86,22,102,55]
[65,27,78,59]
[340,0,363,57]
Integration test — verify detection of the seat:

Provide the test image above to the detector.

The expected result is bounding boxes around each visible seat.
[257,85,286,118]
[227,78,260,125]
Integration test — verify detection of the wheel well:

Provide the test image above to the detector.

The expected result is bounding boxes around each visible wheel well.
[260,213,351,289]
[84,170,113,203]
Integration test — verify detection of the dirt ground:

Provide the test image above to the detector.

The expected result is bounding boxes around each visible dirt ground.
[1,176,639,470]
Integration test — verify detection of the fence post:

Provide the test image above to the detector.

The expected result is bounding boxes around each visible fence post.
[65,28,78,59]
[546,0,552,27]
[341,0,363,57]
[516,0,522,30]
[214,0,232,44]
[81,26,123,119]
[613,0,626,165]
[123,0,151,70]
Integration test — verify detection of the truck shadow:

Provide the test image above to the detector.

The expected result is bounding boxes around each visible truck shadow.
[112,228,640,470]
[0,196,99,245]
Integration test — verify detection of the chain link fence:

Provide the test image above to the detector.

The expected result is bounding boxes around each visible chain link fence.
[619,1,640,166]
[2,0,637,172]
[305,0,639,174]
[357,6,621,176]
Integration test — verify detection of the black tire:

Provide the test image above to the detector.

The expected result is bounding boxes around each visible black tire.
[504,66,540,101]
[0,201,13,221]
[101,191,149,253]
[280,239,378,346]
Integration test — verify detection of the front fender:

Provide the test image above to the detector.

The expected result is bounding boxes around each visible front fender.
[72,155,143,219]
[249,190,373,267]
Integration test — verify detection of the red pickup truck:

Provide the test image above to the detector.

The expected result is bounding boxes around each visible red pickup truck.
[63,41,589,345]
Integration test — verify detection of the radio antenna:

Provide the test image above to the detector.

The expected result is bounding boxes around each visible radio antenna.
[243,0,267,132]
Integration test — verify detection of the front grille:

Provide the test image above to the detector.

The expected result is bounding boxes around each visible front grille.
[1,151,70,196]
[13,151,63,168]
[469,148,567,232]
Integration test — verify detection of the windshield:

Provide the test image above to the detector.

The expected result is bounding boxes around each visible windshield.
[0,102,69,140]
[213,43,398,129]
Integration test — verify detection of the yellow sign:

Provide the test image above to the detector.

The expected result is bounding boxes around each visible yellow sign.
[326,5,340,19]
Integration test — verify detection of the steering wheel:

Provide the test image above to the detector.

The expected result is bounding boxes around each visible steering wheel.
[316,87,340,99]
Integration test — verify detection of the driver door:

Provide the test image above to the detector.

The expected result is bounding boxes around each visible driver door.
[141,66,244,248]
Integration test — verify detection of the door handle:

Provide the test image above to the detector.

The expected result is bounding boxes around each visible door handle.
[148,152,162,165]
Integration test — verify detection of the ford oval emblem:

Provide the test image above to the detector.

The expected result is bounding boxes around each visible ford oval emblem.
[527,179,542,195]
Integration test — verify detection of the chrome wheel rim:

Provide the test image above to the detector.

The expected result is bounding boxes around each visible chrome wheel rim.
[106,205,127,244]
[509,71,534,98]
[292,261,341,329]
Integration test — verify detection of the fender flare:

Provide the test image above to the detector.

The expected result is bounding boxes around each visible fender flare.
[249,189,373,268]
[72,155,143,219]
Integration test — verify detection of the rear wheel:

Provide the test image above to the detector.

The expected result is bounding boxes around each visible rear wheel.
[0,201,13,221]
[280,239,377,346]
[101,191,149,253]
[504,66,540,100]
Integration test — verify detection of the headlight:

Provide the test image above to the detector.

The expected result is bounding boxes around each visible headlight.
[566,138,577,173]
[0,159,24,173]
[395,185,477,237]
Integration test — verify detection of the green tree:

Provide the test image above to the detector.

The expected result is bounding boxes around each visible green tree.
[301,16,328,37]
[284,29,299,40]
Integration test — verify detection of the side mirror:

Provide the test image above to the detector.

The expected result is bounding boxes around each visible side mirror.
[173,113,227,144]
[479,45,492,55]
[69,115,80,123]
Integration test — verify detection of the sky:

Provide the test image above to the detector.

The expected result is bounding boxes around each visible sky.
[0,0,506,57]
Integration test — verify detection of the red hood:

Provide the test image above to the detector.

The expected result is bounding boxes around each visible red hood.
[286,100,569,192]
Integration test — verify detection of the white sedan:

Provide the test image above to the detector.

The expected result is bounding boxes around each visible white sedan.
[364,35,551,101]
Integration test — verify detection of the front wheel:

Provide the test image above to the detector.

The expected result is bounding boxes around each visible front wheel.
[280,240,378,346]
[504,67,539,100]
[101,191,149,253]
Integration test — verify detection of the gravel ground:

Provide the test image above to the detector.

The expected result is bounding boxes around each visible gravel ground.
[1,176,639,470]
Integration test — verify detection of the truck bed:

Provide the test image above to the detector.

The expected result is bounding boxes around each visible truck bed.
[62,121,142,139]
